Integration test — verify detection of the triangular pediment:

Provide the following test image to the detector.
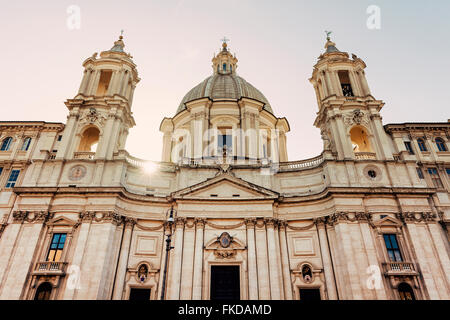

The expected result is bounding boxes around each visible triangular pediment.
[373,216,402,228]
[172,173,279,200]
[47,216,77,226]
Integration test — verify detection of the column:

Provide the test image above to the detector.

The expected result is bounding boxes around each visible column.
[106,115,122,159]
[266,219,282,299]
[278,221,293,300]
[427,222,450,286]
[192,219,205,300]
[168,218,184,300]
[112,70,124,95]
[180,219,195,299]
[325,70,334,96]
[97,114,115,159]
[112,218,135,300]
[406,222,439,299]
[334,221,363,299]
[349,71,362,96]
[78,70,89,95]
[88,70,101,96]
[120,71,130,97]
[359,71,371,95]
[106,71,117,96]
[315,220,338,300]
[359,221,387,299]
[245,219,258,300]
[255,219,270,299]
[162,132,173,162]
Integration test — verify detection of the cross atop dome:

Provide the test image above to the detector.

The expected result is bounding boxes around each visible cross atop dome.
[221,36,230,51]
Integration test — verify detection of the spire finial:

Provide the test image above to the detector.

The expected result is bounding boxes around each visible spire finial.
[221,36,230,51]
[323,30,340,53]
[120,29,124,40]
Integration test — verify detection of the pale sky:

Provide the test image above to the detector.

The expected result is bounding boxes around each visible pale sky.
[1,0,449,161]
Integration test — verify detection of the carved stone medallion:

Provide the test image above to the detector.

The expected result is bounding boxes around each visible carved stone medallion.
[218,232,232,248]
[69,165,87,181]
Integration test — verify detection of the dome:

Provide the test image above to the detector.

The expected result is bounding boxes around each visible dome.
[176,73,273,115]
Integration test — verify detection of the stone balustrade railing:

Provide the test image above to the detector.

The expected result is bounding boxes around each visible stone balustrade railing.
[74,151,95,160]
[278,154,324,171]
[33,261,68,275]
[354,152,376,160]
[382,262,417,275]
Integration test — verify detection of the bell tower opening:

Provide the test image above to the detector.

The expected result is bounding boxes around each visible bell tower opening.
[338,70,354,97]
[350,126,372,153]
[96,70,113,96]
[78,127,100,152]
[210,265,240,300]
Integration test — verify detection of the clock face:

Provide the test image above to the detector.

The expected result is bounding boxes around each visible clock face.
[69,165,86,181]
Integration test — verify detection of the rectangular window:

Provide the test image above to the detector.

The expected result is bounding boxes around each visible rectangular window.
[427,168,444,189]
[57,135,62,141]
[47,233,67,262]
[383,234,403,262]
[218,134,232,151]
[416,168,424,179]
[404,141,414,155]
[446,168,450,177]
[338,70,354,97]
[5,170,20,188]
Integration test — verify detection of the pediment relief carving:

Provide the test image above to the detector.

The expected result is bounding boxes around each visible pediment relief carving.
[171,173,279,200]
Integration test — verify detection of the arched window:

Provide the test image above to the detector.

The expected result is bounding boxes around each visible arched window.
[21,137,32,151]
[34,282,52,300]
[435,138,447,152]
[417,138,427,152]
[78,127,100,152]
[398,282,415,300]
[223,63,227,71]
[350,126,372,152]
[0,137,12,151]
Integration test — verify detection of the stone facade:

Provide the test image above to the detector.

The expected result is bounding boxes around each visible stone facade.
[0,36,449,300]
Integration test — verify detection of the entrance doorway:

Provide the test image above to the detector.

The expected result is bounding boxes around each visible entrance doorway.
[129,288,151,300]
[210,265,240,300]
[299,288,321,301]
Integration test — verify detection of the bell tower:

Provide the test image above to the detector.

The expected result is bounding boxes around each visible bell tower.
[56,34,139,161]
[310,33,393,161]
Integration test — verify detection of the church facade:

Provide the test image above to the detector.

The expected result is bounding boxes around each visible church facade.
[0,35,449,300]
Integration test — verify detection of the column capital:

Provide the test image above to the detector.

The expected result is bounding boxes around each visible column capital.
[195,218,206,228]
[245,218,256,227]
[175,217,186,228]
[123,216,137,228]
